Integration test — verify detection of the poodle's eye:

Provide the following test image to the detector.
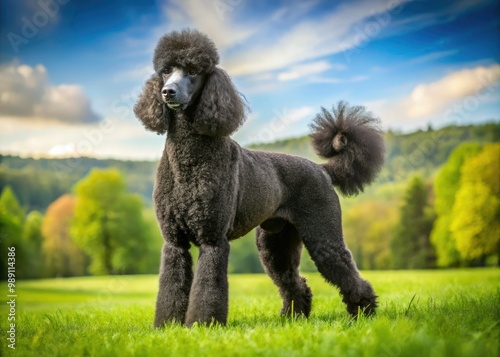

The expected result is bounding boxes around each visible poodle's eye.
[187,69,197,76]
[163,67,173,75]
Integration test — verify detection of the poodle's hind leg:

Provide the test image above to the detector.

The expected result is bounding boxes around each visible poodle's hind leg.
[256,222,312,317]
[294,207,377,317]
[185,239,230,327]
[155,241,193,328]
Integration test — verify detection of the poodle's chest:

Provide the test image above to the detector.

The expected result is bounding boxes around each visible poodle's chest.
[153,160,236,239]
[153,142,239,236]
[155,164,221,207]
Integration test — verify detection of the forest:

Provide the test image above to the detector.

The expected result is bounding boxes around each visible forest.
[0,122,499,279]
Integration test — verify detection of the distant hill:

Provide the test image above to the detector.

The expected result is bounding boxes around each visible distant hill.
[251,123,500,182]
[0,156,157,211]
[1,122,498,212]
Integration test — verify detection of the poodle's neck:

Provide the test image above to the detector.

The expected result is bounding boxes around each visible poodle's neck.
[168,111,198,137]
[162,112,232,173]
[166,111,229,149]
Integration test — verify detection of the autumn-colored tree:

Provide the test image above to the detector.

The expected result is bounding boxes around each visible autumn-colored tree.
[391,176,436,269]
[431,143,482,267]
[42,194,88,277]
[451,144,500,264]
[71,169,151,275]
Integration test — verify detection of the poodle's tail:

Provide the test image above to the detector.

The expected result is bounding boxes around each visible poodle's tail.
[309,101,385,196]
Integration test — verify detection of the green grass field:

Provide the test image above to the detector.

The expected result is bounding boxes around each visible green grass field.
[2,269,499,356]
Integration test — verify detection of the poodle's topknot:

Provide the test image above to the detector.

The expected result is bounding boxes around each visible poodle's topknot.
[153,29,219,74]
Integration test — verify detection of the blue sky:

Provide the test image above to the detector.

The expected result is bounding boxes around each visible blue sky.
[0,0,498,160]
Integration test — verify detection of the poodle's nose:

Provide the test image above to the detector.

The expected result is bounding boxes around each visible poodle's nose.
[162,86,177,98]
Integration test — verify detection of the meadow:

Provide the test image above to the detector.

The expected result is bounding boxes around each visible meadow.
[1,269,499,357]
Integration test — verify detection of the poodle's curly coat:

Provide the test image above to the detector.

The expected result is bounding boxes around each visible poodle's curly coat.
[134,29,385,327]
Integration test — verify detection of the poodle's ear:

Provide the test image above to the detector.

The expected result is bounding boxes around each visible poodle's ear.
[192,67,246,137]
[134,75,170,134]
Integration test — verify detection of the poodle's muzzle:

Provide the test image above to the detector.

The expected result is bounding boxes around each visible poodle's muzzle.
[161,67,204,110]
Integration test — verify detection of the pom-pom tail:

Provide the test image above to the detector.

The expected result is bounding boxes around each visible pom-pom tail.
[309,101,385,196]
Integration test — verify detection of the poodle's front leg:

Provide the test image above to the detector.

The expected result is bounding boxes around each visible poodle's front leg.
[185,240,230,327]
[154,241,193,328]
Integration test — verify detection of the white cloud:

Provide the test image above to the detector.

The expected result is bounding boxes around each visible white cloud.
[242,81,283,95]
[218,0,487,78]
[233,106,315,145]
[223,0,407,76]
[113,64,154,82]
[367,64,500,125]
[162,0,256,50]
[137,0,405,79]
[269,1,319,23]
[380,0,491,39]
[121,0,490,93]
[405,50,458,66]
[286,106,315,122]
[0,63,100,124]
[277,61,333,81]
[310,75,369,84]
[0,116,164,160]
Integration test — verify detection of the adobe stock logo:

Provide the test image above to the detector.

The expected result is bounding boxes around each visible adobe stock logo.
[7,0,70,54]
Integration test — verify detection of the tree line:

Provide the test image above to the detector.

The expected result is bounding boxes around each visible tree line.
[0,168,265,279]
[1,142,498,280]
[343,143,499,269]
[2,123,498,213]
[0,124,499,278]
[0,169,160,279]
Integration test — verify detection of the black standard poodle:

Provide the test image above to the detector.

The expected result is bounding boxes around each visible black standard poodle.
[134,29,385,328]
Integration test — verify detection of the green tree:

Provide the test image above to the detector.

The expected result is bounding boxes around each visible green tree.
[22,211,45,278]
[0,186,24,221]
[71,169,151,275]
[364,213,397,270]
[391,176,435,269]
[344,200,397,270]
[141,208,165,273]
[300,249,317,273]
[42,195,88,277]
[0,187,25,280]
[107,194,154,273]
[450,144,500,264]
[431,143,482,267]
[228,232,264,274]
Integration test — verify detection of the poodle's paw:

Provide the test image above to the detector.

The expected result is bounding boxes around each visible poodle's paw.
[281,299,311,318]
[346,296,378,317]
[154,303,188,328]
[185,314,227,328]
[153,315,184,329]
[343,280,378,317]
[281,278,313,318]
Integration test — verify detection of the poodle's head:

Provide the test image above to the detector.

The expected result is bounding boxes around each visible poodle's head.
[134,29,246,137]
[153,28,219,76]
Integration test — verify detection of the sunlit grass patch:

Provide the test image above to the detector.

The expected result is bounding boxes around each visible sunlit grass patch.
[1,269,499,356]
